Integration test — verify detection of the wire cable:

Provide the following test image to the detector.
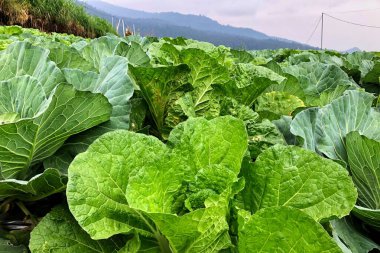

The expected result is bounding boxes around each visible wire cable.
[328,7,380,14]
[306,16,322,44]
[324,13,380,29]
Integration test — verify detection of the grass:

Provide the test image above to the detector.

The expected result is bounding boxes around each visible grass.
[0,0,116,38]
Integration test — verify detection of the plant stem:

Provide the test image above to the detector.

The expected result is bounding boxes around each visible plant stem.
[15,201,38,225]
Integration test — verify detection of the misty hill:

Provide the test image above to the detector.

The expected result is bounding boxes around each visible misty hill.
[344,47,361,53]
[80,0,315,50]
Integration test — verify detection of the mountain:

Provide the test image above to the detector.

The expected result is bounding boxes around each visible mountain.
[84,0,269,40]
[344,47,361,53]
[80,0,315,50]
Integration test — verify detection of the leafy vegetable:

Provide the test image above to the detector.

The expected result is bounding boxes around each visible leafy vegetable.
[240,145,357,221]
[0,83,111,179]
[67,116,247,251]
[0,26,377,252]
[238,207,342,253]
[29,205,128,253]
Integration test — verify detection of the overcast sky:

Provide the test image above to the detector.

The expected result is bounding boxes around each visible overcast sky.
[100,0,380,51]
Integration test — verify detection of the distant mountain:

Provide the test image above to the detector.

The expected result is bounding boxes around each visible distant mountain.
[85,0,269,40]
[344,47,361,53]
[80,0,315,50]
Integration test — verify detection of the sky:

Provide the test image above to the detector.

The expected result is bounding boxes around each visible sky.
[99,0,380,51]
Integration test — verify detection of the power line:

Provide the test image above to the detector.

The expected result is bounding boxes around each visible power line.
[324,13,380,29]
[306,16,322,44]
[328,7,380,14]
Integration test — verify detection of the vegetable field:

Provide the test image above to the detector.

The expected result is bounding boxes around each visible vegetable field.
[0,26,379,252]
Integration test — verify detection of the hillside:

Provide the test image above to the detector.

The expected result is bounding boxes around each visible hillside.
[0,0,115,37]
[81,0,315,50]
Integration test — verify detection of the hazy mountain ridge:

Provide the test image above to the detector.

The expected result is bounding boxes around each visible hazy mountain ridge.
[81,0,315,50]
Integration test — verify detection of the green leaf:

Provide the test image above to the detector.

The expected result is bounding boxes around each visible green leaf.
[148,42,181,65]
[114,41,150,67]
[243,145,357,222]
[173,48,230,118]
[0,26,23,35]
[47,42,95,72]
[284,62,356,106]
[352,206,380,230]
[0,168,66,201]
[128,64,190,135]
[64,56,134,129]
[80,37,149,69]
[129,98,148,132]
[67,116,247,252]
[255,91,305,120]
[272,116,297,145]
[264,61,306,100]
[246,119,286,159]
[362,60,380,84]
[346,132,380,210]
[290,107,320,152]
[331,217,380,253]
[0,239,27,253]
[0,42,65,95]
[29,205,127,253]
[317,91,380,163]
[0,84,111,179]
[0,76,46,119]
[230,49,254,63]
[147,206,232,252]
[218,64,285,106]
[238,206,342,253]
[42,152,72,174]
[80,36,122,69]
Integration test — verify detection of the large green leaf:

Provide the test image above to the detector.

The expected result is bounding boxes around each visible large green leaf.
[217,64,285,106]
[347,132,380,210]
[291,91,380,164]
[0,168,66,201]
[273,115,297,145]
[80,36,122,69]
[342,51,374,82]
[0,76,46,119]
[238,207,342,253]
[331,217,380,253]
[284,62,356,106]
[264,61,305,100]
[246,119,286,159]
[67,116,247,252]
[255,91,305,120]
[128,64,190,135]
[148,42,181,65]
[0,42,65,95]
[362,60,380,84]
[241,145,357,222]
[174,48,230,118]
[352,206,380,230]
[347,132,380,229]
[65,56,134,129]
[290,107,320,152]
[80,36,149,69]
[115,41,150,67]
[0,83,111,179]
[29,205,127,253]
[317,91,380,163]
[47,42,95,72]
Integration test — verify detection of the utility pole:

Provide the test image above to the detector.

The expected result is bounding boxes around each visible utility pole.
[321,12,324,50]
